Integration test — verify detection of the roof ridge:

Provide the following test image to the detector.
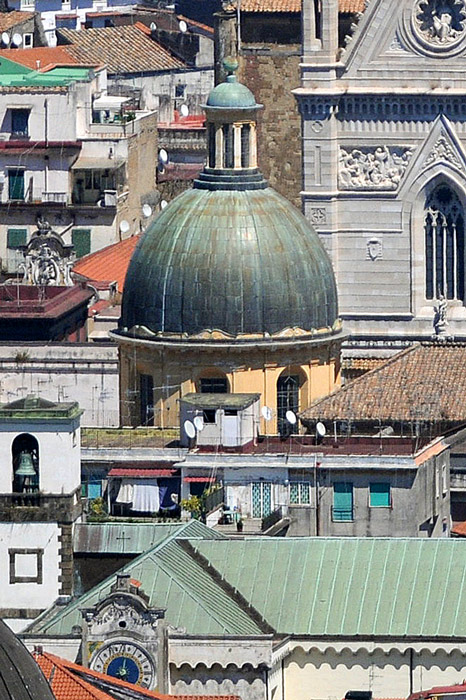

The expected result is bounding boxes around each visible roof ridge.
[178,539,276,635]
[301,342,420,415]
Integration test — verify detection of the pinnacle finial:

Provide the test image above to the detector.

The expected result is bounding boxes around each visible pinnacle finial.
[223,56,239,79]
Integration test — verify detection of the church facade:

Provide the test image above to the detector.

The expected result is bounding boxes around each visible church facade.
[297,0,466,352]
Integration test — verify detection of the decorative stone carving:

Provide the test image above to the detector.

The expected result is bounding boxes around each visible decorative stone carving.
[310,207,327,224]
[18,215,75,286]
[423,132,463,169]
[339,146,414,190]
[366,238,383,261]
[413,0,466,49]
[310,120,323,133]
[432,294,453,340]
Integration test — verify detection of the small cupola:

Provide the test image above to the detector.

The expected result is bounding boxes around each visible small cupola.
[203,58,262,173]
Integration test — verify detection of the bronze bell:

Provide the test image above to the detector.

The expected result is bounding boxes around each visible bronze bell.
[16,451,36,477]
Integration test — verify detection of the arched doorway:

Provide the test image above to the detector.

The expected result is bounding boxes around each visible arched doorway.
[12,433,39,493]
[424,184,465,301]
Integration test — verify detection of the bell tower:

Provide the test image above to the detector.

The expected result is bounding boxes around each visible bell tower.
[0,395,83,632]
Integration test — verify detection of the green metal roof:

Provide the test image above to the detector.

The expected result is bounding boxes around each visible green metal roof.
[26,522,264,638]
[26,536,466,641]
[192,538,466,637]
[73,521,212,555]
[181,393,260,410]
[0,56,93,86]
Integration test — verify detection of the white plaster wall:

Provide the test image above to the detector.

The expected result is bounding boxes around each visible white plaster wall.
[0,343,119,427]
[23,636,81,660]
[0,92,77,142]
[285,647,466,700]
[0,421,80,494]
[0,522,60,610]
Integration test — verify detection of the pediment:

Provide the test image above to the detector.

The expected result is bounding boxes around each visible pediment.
[399,114,466,194]
[342,0,466,81]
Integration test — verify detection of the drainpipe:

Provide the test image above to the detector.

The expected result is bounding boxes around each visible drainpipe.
[409,647,414,695]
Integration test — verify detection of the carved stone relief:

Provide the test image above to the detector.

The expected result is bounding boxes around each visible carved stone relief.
[412,0,466,50]
[18,215,75,286]
[366,238,383,261]
[423,132,464,170]
[338,146,415,190]
[310,207,327,224]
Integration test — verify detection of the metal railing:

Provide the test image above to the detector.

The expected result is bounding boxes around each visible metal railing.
[204,486,224,514]
[261,505,284,531]
[41,191,68,204]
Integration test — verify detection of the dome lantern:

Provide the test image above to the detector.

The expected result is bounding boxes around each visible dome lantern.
[202,58,262,176]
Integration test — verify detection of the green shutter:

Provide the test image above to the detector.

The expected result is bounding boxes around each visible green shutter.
[7,228,27,249]
[370,482,391,507]
[72,229,91,258]
[333,482,353,521]
[8,169,24,200]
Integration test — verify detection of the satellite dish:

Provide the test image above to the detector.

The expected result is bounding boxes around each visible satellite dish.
[119,220,130,234]
[12,33,22,47]
[193,415,204,431]
[1,32,9,45]
[160,199,168,209]
[261,406,272,421]
[286,410,297,425]
[179,19,188,33]
[142,203,152,218]
[316,421,326,438]
[179,103,189,117]
[149,21,157,30]
[184,420,196,439]
[158,148,168,164]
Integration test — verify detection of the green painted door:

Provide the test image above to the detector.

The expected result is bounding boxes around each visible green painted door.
[333,482,353,521]
[8,169,24,200]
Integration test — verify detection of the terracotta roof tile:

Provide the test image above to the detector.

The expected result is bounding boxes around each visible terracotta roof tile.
[0,10,35,31]
[452,520,466,536]
[73,234,140,293]
[34,652,240,700]
[0,47,84,71]
[301,342,466,425]
[226,0,364,12]
[57,23,185,73]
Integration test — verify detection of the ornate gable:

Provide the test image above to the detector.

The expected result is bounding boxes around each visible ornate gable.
[342,0,466,84]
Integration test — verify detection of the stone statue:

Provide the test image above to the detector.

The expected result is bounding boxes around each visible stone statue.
[433,294,449,337]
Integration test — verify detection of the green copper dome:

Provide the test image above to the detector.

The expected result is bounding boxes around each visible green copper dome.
[120,185,339,339]
[206,75,258,109]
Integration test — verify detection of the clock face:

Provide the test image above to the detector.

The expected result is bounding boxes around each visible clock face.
[91,641,155,688]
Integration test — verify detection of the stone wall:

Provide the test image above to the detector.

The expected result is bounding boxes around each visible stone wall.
[239,47,302,209]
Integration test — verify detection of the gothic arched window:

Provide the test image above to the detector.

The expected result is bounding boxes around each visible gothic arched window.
[425,185,465,301]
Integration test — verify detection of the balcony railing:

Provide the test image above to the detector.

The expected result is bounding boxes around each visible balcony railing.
[10,492,40,507]
[204,486,224,514]
[42,191,68,204]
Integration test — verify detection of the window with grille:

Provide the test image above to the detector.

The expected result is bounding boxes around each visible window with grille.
[241,124,250,168]
[139,373,154,426]
[290,482,310,505]
[425,185,465,301]
[277,374,299,436]
[252,482,272,518]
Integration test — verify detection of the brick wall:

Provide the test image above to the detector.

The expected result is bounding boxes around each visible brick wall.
[239,47,302,209]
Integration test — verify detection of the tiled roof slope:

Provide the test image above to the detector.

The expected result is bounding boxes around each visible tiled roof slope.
[0,47,82,71]
[226,0,364,12]
[301,342,466,424]
[27,536,466,639]
[57,23,185,73]
[0,11,35,30]
[35,652,241,700]
[451,520,466,537]
[73,234,141,293]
